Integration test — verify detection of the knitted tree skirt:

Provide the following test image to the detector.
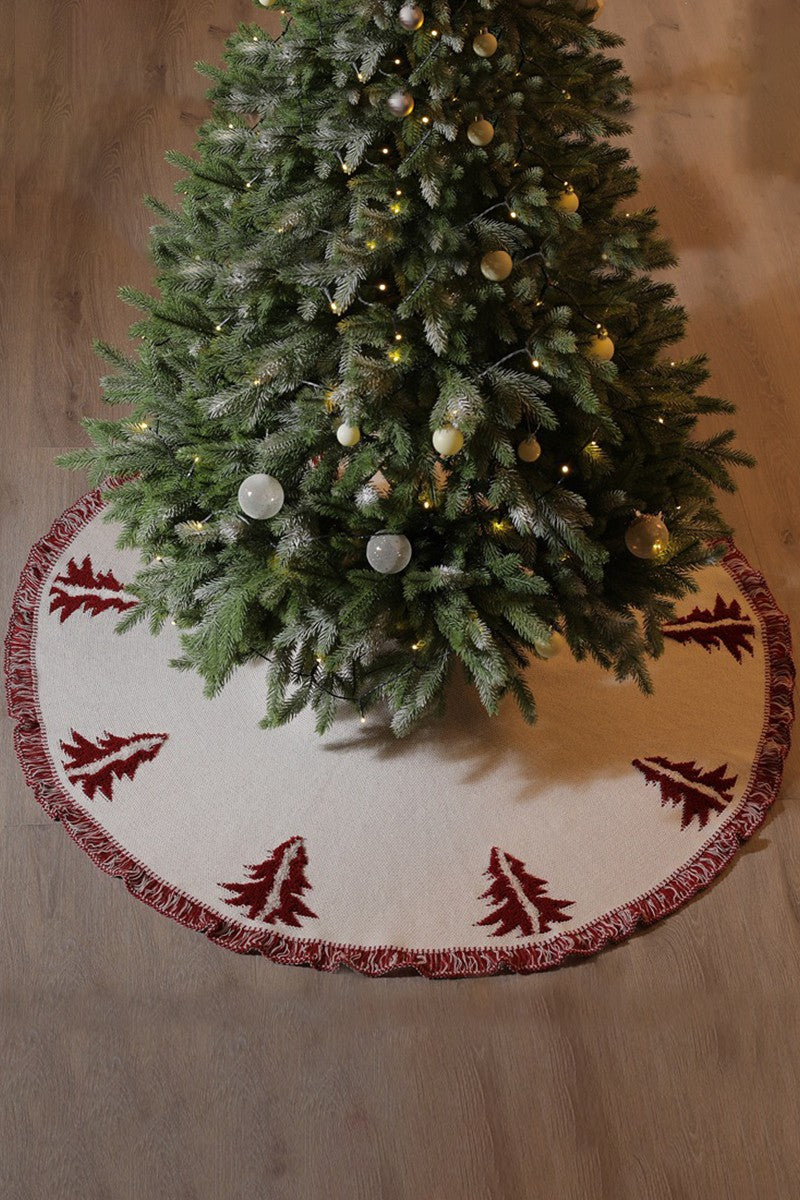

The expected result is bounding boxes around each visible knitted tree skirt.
[4,488,795,977]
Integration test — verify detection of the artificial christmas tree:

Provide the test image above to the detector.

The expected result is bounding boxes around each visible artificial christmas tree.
[57,0,754,736]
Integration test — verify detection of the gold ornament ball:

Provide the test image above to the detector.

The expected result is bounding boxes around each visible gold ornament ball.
[556,188,580,213]
[387,89,415,118]
[398,4,425,31]
[432,425,464,457]
[468,119,495,147]
[587,333,615,361]
[473,32,498,57]
[336,422,361,447]
[625,515,670,560]
[481,250,513,281]
[535,630,567,660]
[517,435,542,463]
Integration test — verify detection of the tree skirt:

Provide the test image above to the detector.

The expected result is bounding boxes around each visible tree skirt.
[4,488,795,977]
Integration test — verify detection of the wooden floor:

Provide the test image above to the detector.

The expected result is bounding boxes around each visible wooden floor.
[3,2,799,1197]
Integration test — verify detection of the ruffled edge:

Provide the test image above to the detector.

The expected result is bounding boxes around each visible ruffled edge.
[4,484,795,977]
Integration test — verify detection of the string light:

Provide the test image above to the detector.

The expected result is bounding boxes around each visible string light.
[561,464,570,475]
[411,642,421,651]
[421,116,430,125]
[388,348,402,363]
[366,239,377,249]
[531,358,541,369]
[193,456,201,464]
[378,282,388,292]
[657,416,665,424]
[252,378,261,385]
[381,146,390,155]
[394,332,403,341]
[509,210,518,219]
[430,29,439,37]
[214,323,224,332]
[390,202,402,213]
[395,189,403,196]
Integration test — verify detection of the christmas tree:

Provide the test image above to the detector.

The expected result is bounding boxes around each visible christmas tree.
[57,0,754,736]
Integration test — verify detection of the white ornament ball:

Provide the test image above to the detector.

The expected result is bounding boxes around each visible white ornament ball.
[517,435,542,463]
[481,250,513,281]
[336,422,361,447]
[432,425,464,457]
[473,32,498,57]
[399,4,425,31]
[534,630,567,660]
[238,473,285,520]
[366,531,413,575]
[387,89,415,118]
[625,514,671,560]
[467,119,495,146]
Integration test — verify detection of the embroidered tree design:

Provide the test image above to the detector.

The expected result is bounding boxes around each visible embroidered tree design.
[661,594,755,662]
[49,555,138,623]
[476,847,574,939]
[220,836,317,928]
[632,755,738,830]
[61,729,169,801]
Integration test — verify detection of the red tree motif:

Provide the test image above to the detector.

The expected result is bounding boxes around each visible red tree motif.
[476,847,574,938]
[632,755,738,830]
[61,729,169,801]
[661,594,755,662]
[220,837,318,927]
[49,555,138,623]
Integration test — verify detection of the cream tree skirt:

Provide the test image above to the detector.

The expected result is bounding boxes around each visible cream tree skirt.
[4,487,795,976]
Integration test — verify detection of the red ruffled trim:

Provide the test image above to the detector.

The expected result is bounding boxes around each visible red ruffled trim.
[4,487,796,977]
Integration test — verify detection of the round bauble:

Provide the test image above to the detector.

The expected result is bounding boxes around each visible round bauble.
[517,435,542,463]
[366,531,413,575]
[625,514,670,561]
[336,423,361,447]
[387,89,415,118]
[534,630,567,660]
[556,188,580,213]
[467,119,495,146]
[480,250,513,281]
[398,4,425,31]
[238,473,285,520]
[587,333,615,361]
[473,32,498,57]
[432,425,464,457]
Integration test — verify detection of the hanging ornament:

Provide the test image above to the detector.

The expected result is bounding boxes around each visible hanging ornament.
[398,4,425,31]
[572,0,605,16]
[387,90,415,118]
[467,118,495,146]
[336,423,361,447]
[238,473,285,520]
[587,330,615,361]
[556,186,580,213]
[517,435,542,463]
[625,513,671,560]
[473,32,498,57]
[481,250,513,281]
[366,531,413,575]
[534,629,567,660]
[432,425,464,457]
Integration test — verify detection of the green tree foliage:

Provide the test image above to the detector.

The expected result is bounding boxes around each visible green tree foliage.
[58,0,754,735]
